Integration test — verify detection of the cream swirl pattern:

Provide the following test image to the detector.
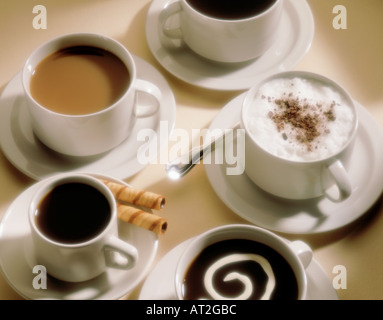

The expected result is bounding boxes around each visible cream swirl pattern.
[182,239,298,300]
[203,253,276,300]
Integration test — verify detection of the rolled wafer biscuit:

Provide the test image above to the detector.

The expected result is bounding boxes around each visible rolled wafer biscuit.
[117,203,168,235]
[101,179,166,210]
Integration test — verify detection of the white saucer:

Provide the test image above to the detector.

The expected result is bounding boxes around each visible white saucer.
[204,93,383,234]
[0,55,176,181]
[0,173,158,300]
[138,238,338,300]
[145,0,314,91]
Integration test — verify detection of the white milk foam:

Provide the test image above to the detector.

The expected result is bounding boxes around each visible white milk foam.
[245,77,355,161]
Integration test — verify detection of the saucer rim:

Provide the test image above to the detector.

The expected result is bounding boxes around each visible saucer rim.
[0,172,159,300]
[204,93,383,235]
[0,55,176,181]
[145,0,315,91]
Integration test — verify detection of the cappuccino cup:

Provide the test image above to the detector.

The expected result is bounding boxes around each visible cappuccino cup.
[241,71,358,201]
[159,0,283,63]
[23,33,161,157]
[175,224,312,300]
[29,173,138,282]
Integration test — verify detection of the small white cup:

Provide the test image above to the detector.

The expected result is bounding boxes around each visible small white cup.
[175,224,312,300]
[29,173,138,282]
[241,71,358,201]
[159,0,283,63]
[23,33,161,157]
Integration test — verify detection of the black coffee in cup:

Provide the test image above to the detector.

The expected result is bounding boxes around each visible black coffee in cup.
[182,239,298,300]
[35,182,111,244]
[186,0,278,20]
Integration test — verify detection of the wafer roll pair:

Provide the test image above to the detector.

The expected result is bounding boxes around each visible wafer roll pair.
[101,179,165,210]
[117,203,168,235]
[101,179,168,235]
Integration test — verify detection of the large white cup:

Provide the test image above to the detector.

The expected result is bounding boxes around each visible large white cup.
[175,224,312,300]
[241,71,358,201]
[160,0,283,63]
[23,33,161,157]
[29,173,138,282]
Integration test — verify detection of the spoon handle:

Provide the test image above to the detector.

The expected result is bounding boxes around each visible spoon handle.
[166,121,240,179]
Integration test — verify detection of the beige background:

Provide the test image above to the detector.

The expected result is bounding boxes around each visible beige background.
[0,0,383,300]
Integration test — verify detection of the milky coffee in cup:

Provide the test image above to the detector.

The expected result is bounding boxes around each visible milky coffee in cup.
[30,46,130,115]
[245,76,355,162]
[23,33,161,157]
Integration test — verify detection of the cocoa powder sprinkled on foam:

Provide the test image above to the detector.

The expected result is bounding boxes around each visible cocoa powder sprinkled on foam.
[265,94,337,151]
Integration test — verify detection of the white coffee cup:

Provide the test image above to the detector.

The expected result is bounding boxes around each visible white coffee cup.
[175,224,312,300]
[241,71,358,202]
[29,173,138,282]
[23,33,161,157]
[159,0,283,63]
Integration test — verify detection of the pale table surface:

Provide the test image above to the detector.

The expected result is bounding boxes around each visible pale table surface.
[0,0,383,300]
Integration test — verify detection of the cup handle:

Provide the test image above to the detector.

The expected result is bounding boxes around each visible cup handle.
[133,79,161,118]
[324,160,352,202]
[159,1,183,39]
[103,235,138,270]
[288,240,312,269]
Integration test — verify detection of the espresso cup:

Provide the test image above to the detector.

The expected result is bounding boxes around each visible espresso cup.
[241,71,358,202]
[23,33,161,157]
[29,173,138,282]
[159,0,283,63]
[175,224,312,300]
